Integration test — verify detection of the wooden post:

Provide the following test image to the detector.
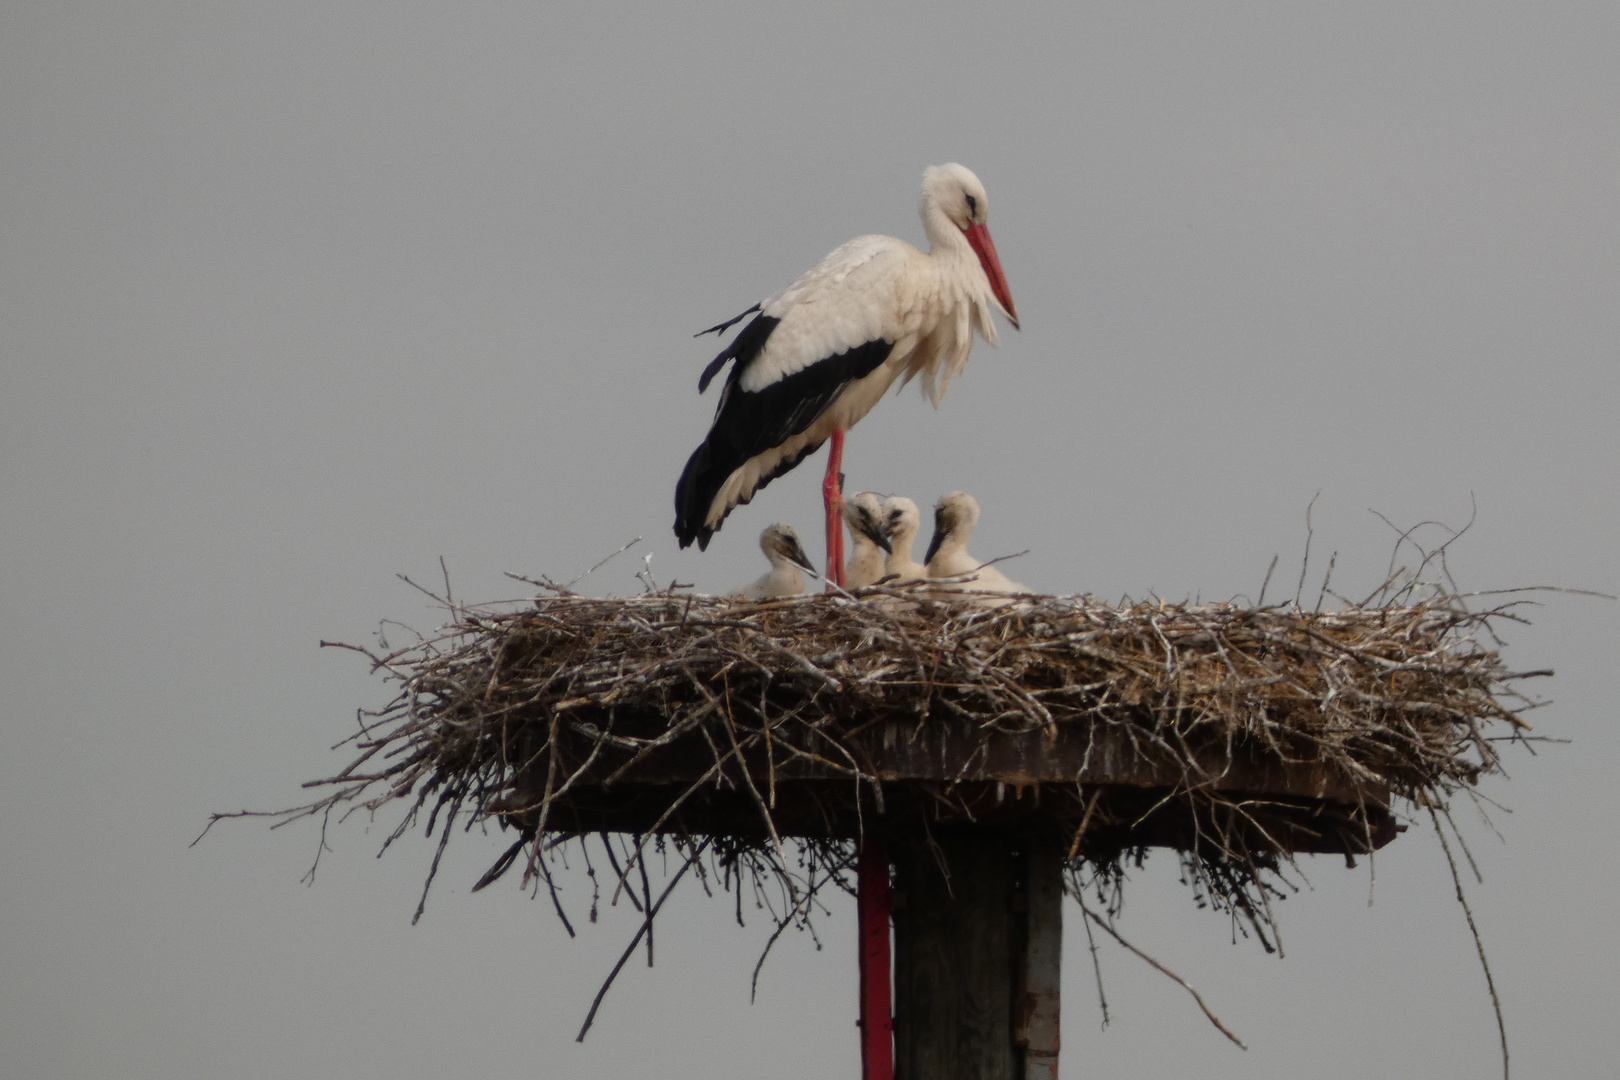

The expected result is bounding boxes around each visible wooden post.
[1015,841,1062,1079]
[891,830,1063,1080]
[893,829,1016,1080]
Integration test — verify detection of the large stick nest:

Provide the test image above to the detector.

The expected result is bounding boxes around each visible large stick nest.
[267,579,1542,956]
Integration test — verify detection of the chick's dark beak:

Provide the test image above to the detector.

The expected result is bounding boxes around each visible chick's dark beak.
[923,507,949,565]
[786,536,818,577]
[860,517,892,554]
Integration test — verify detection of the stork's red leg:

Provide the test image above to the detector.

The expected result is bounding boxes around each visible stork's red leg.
[822,429,846,590]
[857,834,893,1080]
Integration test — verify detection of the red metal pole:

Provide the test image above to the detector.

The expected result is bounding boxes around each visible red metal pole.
[857,833,893,1080]
[822,429,846,590]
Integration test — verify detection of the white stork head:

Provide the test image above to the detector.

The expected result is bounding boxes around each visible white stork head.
[842,490,892,590]
[920,164,1019,330]
[761,522,816,574]
[842,491,892,554]
[924,491,981,565]
[882,496,921,551]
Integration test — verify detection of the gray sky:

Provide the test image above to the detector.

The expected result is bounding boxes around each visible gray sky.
[4,3,1617,1077]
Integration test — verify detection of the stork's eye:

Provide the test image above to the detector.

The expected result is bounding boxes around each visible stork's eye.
[965,194,978,218]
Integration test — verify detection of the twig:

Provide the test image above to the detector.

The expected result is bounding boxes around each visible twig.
[1075,881,1111,1029]
[1429,806,1509,1080]
[1257,553,1279,607]
[1295,491,1320,608]
[575,838,709,1042]
[1078,901,1248,1051]
[562,536,644,592]
[1067,787,1102,860]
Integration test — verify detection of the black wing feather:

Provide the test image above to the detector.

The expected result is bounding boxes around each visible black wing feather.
[698,312,777,394]
[674,336,894,549]
[694,303,761,340]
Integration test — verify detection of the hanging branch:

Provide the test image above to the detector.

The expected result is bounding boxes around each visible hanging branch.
[575,837,710,1042]
[1076,898,1248,1051]
[1429,804,1510,1080]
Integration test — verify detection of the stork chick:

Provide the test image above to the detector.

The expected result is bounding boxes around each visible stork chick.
[881,496,927,585]
[924,492,1029,598]
[842,491,892,590]
[731,523,816,600]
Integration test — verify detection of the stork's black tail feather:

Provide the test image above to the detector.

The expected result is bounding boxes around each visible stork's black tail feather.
[675,436,824,550]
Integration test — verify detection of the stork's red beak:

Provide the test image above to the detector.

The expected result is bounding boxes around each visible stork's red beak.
[963,221,1019,330]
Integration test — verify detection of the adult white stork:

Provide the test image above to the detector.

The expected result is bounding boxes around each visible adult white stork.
[673,163,1019,587]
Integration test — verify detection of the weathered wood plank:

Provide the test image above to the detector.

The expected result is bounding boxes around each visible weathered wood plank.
[501,711,1399,855]
[533,714,1386,806]
[894,830,1018,1080]
[1015,842,1062,1080]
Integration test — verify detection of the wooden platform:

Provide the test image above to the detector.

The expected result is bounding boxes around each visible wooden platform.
[505,713,1399,858]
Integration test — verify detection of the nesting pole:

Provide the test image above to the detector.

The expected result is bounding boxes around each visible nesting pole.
[892,829,1018,1078]
[1017,840,1064,1080]
[889,831,1060,1080]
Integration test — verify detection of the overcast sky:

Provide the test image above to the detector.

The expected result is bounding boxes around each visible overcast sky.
[4,3,1618,1077]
